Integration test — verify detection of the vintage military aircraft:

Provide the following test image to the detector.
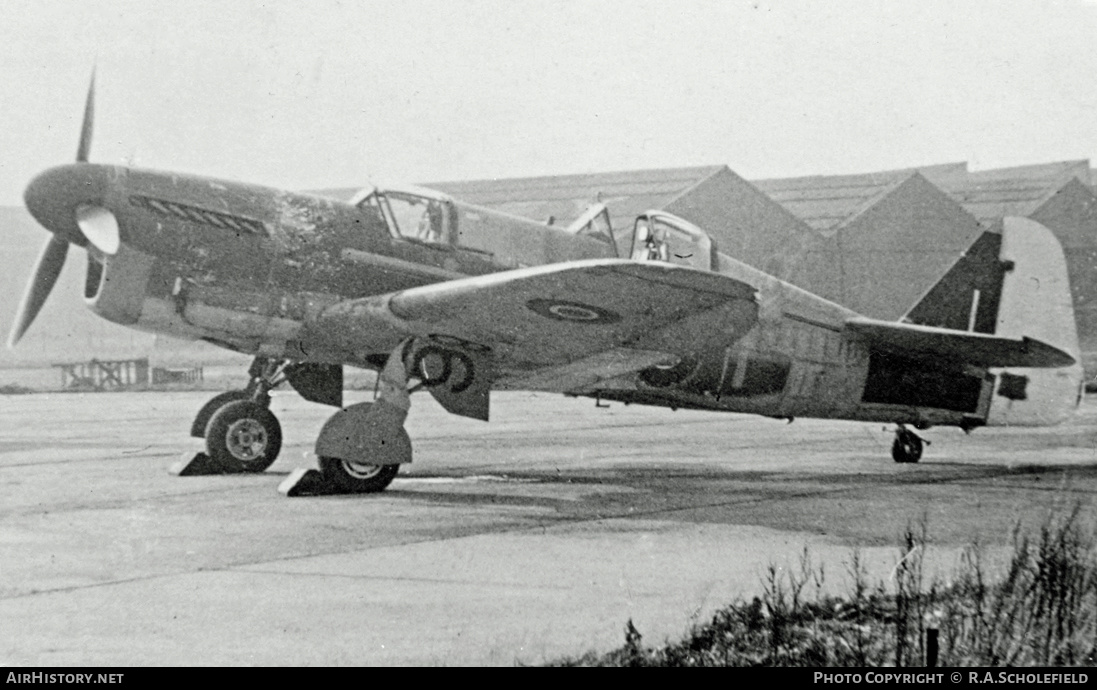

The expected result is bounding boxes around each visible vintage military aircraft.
[10,77,1084,495]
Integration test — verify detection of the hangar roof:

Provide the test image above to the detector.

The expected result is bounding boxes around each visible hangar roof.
[748,169,954,232]
[314,159,1097,239]
[749,163,970,231]
[426,165,723,202]
[427,165,728,225]
[937,179,1067,221]
[750,161,968,191]
[751,160,1095,227]
[314,166,727,227]
[934,160,1092,222]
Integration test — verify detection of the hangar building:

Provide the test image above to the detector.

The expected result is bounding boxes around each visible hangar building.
[422,165,831,291]
[755,160,1097,374]
[751,169,984,320]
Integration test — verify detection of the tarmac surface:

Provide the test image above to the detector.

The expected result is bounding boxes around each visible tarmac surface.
[2,389,1097,666]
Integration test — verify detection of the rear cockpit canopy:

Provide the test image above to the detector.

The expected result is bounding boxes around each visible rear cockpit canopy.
[627,211,715,271]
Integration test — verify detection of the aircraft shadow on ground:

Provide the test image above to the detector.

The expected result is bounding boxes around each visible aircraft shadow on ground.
[364,460,1097,525]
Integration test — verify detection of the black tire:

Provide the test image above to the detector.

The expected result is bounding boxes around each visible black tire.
[445,351,476,393]
[318,456,400,493]
[190,389,252,438]
[206,400,282,472]
[891,431,923,464]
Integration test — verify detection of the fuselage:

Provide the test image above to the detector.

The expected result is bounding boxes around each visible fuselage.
[22,162,1082,430]
[25,163,613,354]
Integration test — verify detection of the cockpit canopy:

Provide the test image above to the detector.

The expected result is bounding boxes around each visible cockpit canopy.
[627,211,715,271]
[351,185,455,244]
[348,187,714,271]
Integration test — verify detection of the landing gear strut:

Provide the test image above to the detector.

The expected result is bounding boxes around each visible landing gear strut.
[280,342,416,496]
[172,358,289,476]
[188,358,288,438]
[891,425,926,464]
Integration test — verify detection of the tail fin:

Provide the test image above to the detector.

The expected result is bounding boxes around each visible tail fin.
[986,217,1082,425]
[903,216,1082,426]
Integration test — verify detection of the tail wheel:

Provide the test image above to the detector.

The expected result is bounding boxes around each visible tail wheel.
[891,429,923,464]
[319,456,400,493]
[206,400,282,472]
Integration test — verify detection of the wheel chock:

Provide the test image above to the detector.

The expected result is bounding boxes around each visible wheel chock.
[278,468,333,497]
[169,452,236,476]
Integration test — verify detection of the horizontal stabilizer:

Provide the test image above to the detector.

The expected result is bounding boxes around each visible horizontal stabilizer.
[845,317,1076,369]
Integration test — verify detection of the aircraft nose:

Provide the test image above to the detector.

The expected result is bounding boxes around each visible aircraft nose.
[23,163,112,245]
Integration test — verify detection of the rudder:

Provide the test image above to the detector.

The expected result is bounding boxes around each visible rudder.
[987,216,1082,426]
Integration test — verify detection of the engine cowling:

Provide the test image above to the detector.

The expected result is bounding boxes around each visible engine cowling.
[83,244,156,326]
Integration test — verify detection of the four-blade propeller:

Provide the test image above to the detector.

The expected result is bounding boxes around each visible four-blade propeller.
[7,71,95,347]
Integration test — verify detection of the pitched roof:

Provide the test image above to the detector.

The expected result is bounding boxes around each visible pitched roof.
[935,160,1093,222]
[936,178,1065,221]
[751,162,968,190]
[312,166,727,226]
[427,165,723,201]
[752,160,1094,226]
[750,171,913,232]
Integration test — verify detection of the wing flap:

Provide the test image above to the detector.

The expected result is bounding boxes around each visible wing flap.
[845,317,1076,369]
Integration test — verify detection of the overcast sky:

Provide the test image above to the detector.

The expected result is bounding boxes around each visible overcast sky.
[1,0,1096,206]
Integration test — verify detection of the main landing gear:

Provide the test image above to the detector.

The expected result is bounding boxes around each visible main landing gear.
[279,341,421,497]
[891,425,928,464]
[172,358,288,476]
[173,339,482,497]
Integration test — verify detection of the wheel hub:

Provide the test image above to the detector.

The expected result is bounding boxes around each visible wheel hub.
[342,459,384,480]
[225,418,268,461]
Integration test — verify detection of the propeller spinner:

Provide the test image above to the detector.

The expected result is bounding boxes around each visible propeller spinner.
[8,71,96,347]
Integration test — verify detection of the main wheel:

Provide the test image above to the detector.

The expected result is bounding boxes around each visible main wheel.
[206,400,282,472]
[318,456,400,493]
[190,389,252,438]
[891,430,923,464]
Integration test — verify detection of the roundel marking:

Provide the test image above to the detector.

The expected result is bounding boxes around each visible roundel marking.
[525,299,621,324]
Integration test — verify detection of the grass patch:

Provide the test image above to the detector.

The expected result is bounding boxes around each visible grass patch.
[552,502,1097,666]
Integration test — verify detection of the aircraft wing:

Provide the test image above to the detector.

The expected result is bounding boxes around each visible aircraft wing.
[318,258,758,389]
[845,317,1076,368]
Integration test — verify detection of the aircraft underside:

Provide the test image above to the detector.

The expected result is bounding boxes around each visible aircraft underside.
[172,328,994,494]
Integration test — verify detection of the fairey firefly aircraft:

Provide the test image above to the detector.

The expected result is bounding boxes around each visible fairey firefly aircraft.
[10,78,1084,496]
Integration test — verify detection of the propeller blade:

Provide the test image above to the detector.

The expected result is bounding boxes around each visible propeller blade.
[76,69,95,163]
[7,235,69,347]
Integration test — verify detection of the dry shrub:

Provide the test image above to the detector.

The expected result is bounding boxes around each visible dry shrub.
[552,502,1097,667]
